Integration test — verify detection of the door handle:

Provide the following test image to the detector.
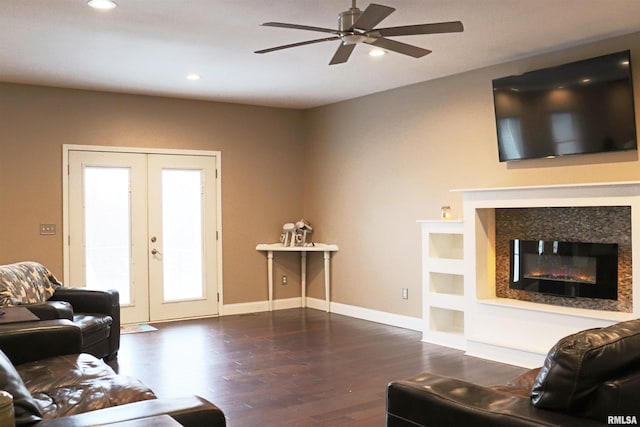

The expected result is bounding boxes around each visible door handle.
[151,248,162,256]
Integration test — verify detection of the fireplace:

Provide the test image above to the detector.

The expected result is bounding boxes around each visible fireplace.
[509,240,618,300]
[455,183,638,368]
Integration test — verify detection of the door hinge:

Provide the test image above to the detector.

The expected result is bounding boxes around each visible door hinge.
[216,230,219,240]
[217,293,220,302]
[215,169,218,179]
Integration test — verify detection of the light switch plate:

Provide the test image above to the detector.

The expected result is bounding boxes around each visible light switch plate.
[40,224,56,235]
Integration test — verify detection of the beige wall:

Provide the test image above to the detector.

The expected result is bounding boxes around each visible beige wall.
[302,32,640,318]
[2,31,639,318]
[0,84,305,305]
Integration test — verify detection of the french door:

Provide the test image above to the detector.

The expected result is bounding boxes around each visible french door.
[66,148,220,324]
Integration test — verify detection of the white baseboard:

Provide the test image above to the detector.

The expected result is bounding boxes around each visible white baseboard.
[273,297,303,310]
[465,339,546,368]
[305,297,330,311]
[221,297,301,316]
[222,297,422,332]
[328,300,422,331]
[221,300,269,316]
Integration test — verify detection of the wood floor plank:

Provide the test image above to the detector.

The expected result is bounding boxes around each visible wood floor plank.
[110,308,527,426]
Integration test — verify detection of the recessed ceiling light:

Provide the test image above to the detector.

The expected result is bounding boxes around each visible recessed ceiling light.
[581,78,592,83]
[186,74,201,81]
[621,60,630,66]
[369,49,386,57]
[87,0,117,10]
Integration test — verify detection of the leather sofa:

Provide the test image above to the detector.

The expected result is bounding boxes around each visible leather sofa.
[387,318,640,426]
[0,261,119,360]
[0,319,226,426]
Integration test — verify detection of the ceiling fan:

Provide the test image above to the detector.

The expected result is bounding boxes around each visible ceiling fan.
[255,1,464,65]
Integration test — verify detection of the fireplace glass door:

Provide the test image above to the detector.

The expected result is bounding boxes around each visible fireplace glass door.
[509,240,618,300]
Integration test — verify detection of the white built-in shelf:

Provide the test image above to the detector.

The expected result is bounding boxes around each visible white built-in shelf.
[478,297,635,322]
[418,220,466,350]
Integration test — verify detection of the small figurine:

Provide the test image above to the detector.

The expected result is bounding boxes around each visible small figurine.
[295,219,313,246]
[280,222,296,246]
[279,219,314,246]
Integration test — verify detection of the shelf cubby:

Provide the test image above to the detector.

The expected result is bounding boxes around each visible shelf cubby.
[429,232,463,260]
[429,272,464,296]
[430,307,464,335]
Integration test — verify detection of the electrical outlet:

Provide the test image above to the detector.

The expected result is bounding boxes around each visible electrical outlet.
[282,275,288,285]
[40,224,56,235]
[402,288,409,299]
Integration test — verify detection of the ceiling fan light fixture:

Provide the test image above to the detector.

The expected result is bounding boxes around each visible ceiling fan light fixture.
[256,2,463,65]
[87,0,117,10]
[186,74,201,81]
[341,34,367,45]
[369,49,386,57]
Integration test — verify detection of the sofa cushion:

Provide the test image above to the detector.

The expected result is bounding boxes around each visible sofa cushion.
[0,262,61,306]
[586,370,640,420]
[0,350,42,425]
[72,314,112,348]
[16,353,156,419]
[531,318,640,413]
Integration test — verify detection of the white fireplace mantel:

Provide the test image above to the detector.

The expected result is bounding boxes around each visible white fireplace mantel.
[454,181,640,368]
[455,180,640,204]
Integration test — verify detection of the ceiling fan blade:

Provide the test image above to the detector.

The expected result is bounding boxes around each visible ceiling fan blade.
[329,43,356,65]
[351,3,395,31]
[377,21,464,37]
[366,37,431,58]
[255,36,340,54]
[261,22,338,34]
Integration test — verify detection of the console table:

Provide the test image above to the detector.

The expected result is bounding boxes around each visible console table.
[256,243,339,312]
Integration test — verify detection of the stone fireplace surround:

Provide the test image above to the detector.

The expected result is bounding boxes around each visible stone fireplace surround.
[456,181,640,368]
[495,206,631,312]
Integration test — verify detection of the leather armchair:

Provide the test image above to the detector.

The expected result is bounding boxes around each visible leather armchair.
[387,318,640,426]
[0,319,82,365]
[0,320,225,427]
[386,372,603,426]
[0,262,120,360]
[50,287,120,360]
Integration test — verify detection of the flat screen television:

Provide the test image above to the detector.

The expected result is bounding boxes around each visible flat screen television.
[492,50,637,162]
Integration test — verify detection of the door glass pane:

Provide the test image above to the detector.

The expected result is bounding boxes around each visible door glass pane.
[84,167,131,304]
[161,169,203,301]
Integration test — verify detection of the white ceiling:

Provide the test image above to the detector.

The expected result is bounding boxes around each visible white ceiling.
[2,0,640,109]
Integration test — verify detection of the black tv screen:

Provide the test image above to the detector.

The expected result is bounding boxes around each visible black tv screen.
[492,50,637,162]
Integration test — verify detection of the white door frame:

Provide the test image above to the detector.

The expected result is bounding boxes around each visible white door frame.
[62,144,223,318]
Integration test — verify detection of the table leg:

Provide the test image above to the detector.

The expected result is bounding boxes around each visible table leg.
[323,251,331,312]
[301,252,307,308]
[267,250,274,311]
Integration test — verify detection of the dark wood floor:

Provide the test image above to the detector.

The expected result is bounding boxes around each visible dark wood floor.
[109,308,526,427]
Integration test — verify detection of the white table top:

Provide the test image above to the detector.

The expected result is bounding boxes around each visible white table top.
[256,243,339,252]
